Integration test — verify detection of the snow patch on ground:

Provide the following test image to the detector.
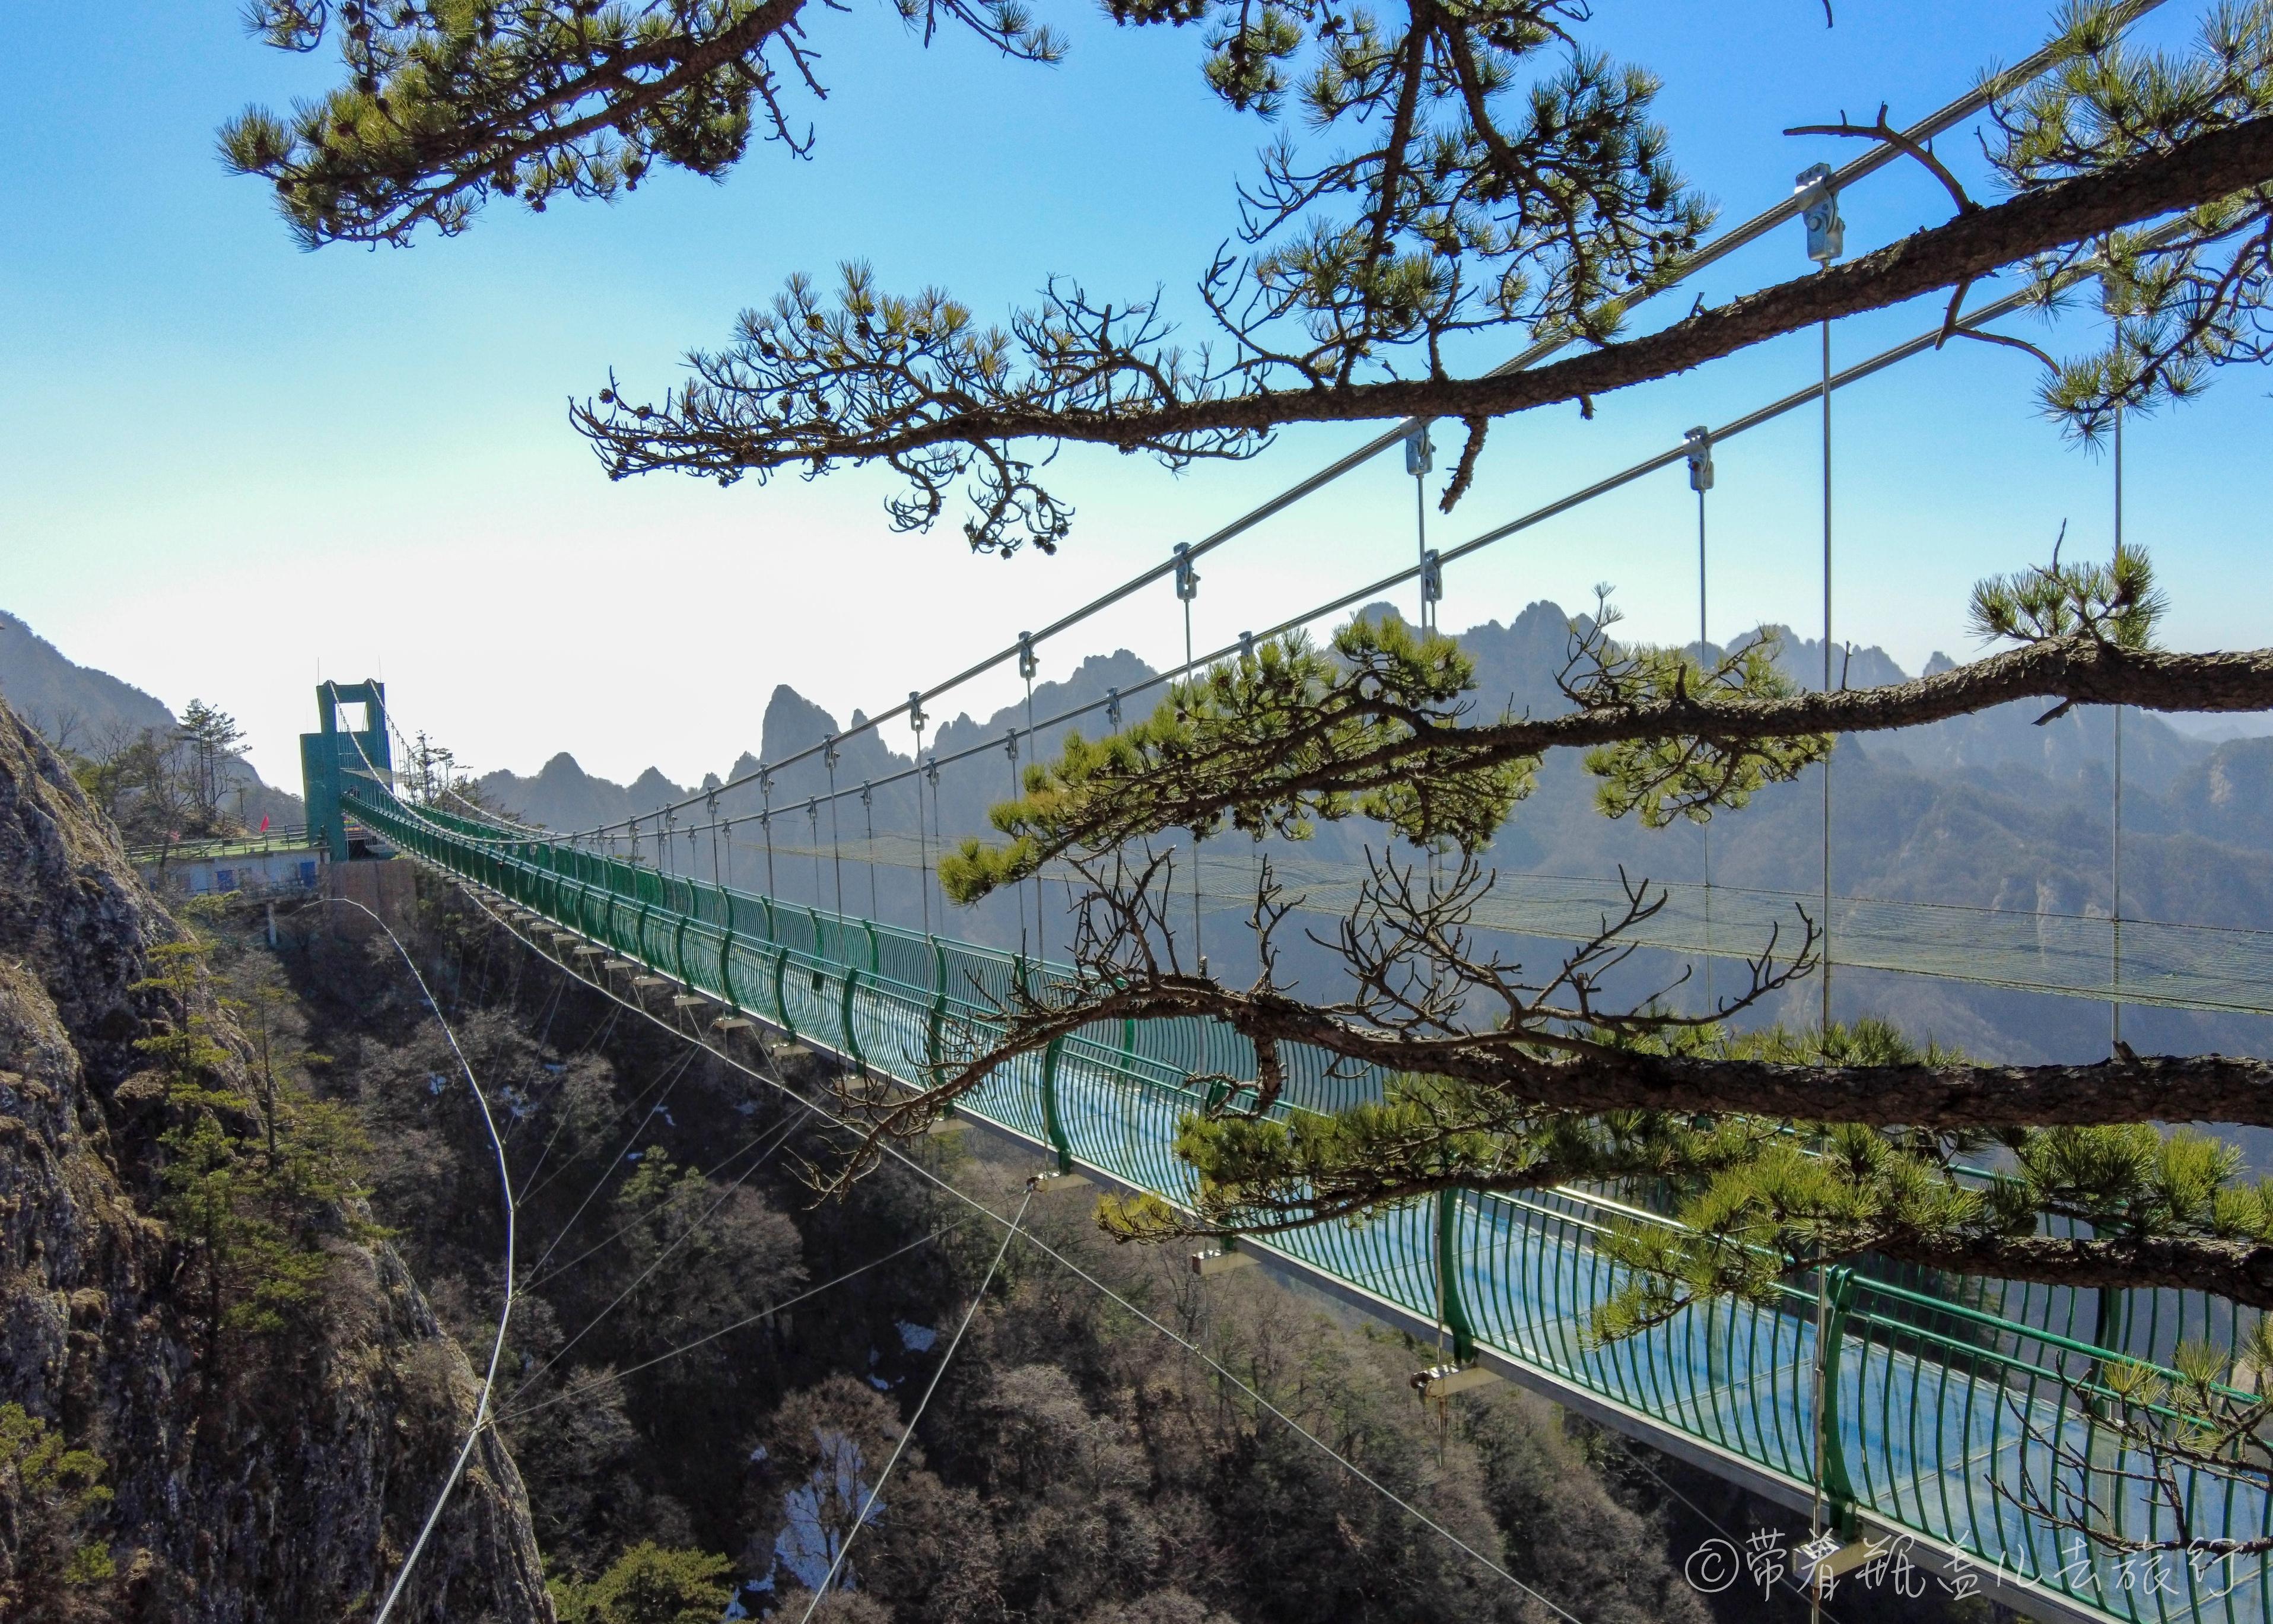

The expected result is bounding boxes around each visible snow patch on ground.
[769,1428,882,1594]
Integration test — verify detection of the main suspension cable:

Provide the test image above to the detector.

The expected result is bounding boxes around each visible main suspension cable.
[410,7,2159,853]
[396,220,2185,866]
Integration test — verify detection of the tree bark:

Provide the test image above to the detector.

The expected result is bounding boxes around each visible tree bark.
[670,115,2273,459]
[958,978,2273,1129]
[1877,1229,2273,1313]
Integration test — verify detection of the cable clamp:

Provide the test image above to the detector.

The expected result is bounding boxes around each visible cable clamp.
[1017,632,1039,681]
[1404,419,1434,476]
[908,691,926,732]
[1794,163,1845,264]
[1173,542,1200,602]
[1684,425,1715,491]
[1105,688,1122,730]
[1420,549,1443,606]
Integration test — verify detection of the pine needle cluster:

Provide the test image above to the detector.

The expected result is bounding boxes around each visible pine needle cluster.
[1993,0,2273,437]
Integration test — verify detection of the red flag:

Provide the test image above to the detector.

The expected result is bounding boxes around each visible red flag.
[259,815,271,832]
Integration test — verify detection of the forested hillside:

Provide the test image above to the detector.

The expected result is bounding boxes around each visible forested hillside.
[265,876,1978,1624]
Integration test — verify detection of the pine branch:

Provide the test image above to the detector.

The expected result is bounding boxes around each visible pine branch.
[932,969,2273,1130]
[1878,1229,2273,1310]
[949,625,2273,897]
[580,114,2273,542]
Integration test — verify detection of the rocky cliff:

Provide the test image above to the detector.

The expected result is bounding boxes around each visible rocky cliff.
[0,692,549,1622]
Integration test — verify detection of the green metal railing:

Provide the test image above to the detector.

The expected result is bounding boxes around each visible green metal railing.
[126,824,313,865]
[351,783,2272,1623]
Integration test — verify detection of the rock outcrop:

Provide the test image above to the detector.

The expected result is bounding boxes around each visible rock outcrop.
[0,692,550,1621]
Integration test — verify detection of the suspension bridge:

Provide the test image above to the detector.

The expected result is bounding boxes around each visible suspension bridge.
[280,4,2273,1613]
[307,703,2267,1624]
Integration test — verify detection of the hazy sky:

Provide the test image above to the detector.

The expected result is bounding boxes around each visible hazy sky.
[4,2,2265,790]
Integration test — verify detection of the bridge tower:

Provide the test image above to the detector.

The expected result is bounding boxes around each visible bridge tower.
[300,680,392,862]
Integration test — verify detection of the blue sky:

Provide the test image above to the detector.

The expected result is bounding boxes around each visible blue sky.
[3,1,2265,788]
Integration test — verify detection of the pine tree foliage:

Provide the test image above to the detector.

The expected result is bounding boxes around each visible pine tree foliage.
[549,1539,735,1623]
[565,2,2273,548]
[131,937,379,1344]
[1991,0,2273,438]
[221,0,1064,247]
[0,1404,116,1619]
[171,700,246,830]
[228,3,2273,549]
[844,546,2273,1321]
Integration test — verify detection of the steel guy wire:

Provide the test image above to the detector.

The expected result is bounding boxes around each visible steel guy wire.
[522,1100,812,1294]
[492,1218,973,1426]
[508,1101,818,1403]
[294,896,516,1624]
[513,1004,624,1196]
[516,1036,691,1209]
[517,1046,699,1272]
[507,977,569,1133]
[431,8,2160,851]
[793,1184,1036,1623]
[449,879,1589,1623]
[1603,1432,1858,1624]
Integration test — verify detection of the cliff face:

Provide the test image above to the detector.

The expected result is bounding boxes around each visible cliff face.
[0,693,550,1622]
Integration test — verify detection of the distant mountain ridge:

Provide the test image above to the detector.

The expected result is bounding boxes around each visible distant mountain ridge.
[0,609,304,827]
[0,609,176,742]
[475,600,2255,851]
[468,600,2273,1072]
